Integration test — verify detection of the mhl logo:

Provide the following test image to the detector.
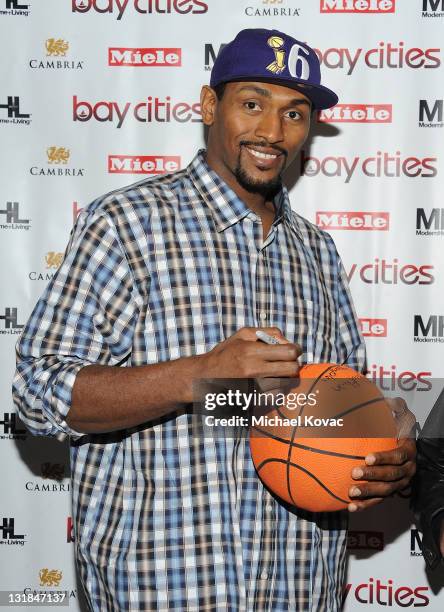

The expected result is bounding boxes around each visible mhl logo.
[0,518,24,541]
[416,208,444,236]
[414,315,444,340]
[419,100,443,127]
[4,0,29,8]
[0,202,30,225]
[0,96,30,118]
[0,308,23,329]
[204,43,226,69]
[422,0,444,12]
[410,529,423,557]
[0,413,26,436]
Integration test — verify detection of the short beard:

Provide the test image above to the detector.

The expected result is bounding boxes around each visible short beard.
[234,147,284,198]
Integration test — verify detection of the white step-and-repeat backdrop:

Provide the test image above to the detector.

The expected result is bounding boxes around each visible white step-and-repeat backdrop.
[1,0,443,609]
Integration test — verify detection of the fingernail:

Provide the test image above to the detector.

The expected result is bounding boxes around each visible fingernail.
[348,503,358,512]
[350,487,361,497]
[366,455,376,465]
[352,468,363,479]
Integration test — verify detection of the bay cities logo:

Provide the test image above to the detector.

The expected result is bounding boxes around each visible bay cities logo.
[26,463,70,492]
[419,99,443,127]
[73,96,201,127]
[321,0,395,12]
[29,252,64,282]
[0,201,31,230]
[0,412,27,440]
[108,155,181,174]
[422,0,444,17]
[205,42,440,74]
[346,258,434,285]
[72,0,208,20]
[0,0,30,16]
[0,518,26,546]
[301,151,437,183]
[318,104,392,123]
[245,0,301,18]
[108,47,181,67]
[0,96,31,125]
[0,307,24,335]
[414,315,444,343]
[316,211,389,230]
[416,208,444,236]
[30,147,85,177]
[359,318,387,337]
[29,39,85,70]
[343,578,429,607]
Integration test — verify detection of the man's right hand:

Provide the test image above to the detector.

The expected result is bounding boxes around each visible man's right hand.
[199,327,302,380]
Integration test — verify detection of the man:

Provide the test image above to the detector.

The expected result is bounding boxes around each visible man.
[13,28,415,611]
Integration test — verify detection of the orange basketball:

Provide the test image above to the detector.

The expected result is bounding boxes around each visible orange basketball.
[249,363,398,512]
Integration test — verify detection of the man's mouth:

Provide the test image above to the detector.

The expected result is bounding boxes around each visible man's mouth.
[242,144,285,169]
[247,147,280,160]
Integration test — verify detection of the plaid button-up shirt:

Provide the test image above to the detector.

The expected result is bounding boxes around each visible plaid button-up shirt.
[13,150,365,611]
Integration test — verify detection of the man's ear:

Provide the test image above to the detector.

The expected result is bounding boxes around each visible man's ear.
[200,86,218,127]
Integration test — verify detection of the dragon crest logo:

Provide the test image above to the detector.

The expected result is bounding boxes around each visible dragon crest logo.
[45,39,69,57]
[39,569,62,587]
[47,147,70,164]
[45,252,63,269]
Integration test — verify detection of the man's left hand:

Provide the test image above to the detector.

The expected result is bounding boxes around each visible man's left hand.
[348,398,417,512]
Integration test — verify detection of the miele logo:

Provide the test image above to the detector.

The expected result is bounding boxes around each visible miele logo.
[359,318,388,337]
[320,0,395,12]
[108,155,180,174]
[108,47,181,67]
[316,211,389,230]
[318,104,392,123]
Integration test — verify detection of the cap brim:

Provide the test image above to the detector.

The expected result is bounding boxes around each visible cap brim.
[216,76,338,111]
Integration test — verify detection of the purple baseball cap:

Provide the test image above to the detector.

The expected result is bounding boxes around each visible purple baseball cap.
[210,28,338,111]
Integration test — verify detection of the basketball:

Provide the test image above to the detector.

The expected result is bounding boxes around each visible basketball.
[249,363,398,512]
[267,36,284,49]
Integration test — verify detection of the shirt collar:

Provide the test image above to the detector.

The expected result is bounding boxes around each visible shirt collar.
[188,149,301,238]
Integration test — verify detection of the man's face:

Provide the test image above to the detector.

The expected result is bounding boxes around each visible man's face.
[202,81,312,197]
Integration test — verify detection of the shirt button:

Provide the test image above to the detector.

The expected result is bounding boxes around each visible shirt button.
[266,504,273,513]
[259,311,267,322]
[260,571,268,580]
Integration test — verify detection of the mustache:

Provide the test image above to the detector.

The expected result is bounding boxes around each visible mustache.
[239,141,288,158]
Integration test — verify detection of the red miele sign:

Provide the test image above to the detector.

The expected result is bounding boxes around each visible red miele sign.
[108,155,181,174]
[359,318,388,337]
[108,47,182,67]
[318,104,392,123]
[316,211,390,230]
[320,0,395,12]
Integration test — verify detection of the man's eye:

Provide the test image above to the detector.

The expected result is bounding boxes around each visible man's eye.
[245,101,260,110]
[286,110,301,120]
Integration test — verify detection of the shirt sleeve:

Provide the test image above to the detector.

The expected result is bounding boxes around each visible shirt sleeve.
[12,208,141,441]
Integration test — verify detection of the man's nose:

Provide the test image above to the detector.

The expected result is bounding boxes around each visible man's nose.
[254,111,284,144]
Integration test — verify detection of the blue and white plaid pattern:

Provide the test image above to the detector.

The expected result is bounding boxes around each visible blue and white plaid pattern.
[13,150,365,611]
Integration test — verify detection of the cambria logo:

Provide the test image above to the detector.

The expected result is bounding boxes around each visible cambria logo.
[245,0,301,17]
[29,39,85,70]
[30,147,85,177]
[29,253,64,282]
